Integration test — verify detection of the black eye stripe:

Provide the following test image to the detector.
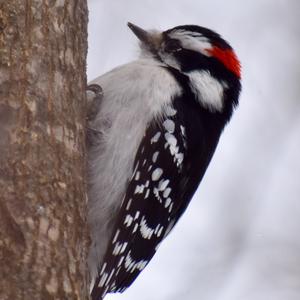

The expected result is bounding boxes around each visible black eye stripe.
[164,39,182,53]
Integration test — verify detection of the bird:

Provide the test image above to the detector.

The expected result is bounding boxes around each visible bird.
[87,22,241,300]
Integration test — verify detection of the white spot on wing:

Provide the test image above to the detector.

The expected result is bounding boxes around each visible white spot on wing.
[165,198,172,208]
[163,119,175,133]
[132,223,139,233]
[151,132,161,144]
[135,171,140,180]
[124,251,148,273]
[154,224,161,235]
[165,132,177,147]
[106,269,115,287]
[112,229,120,244]
[158,179,169,191]
[121,242,128,253]
[100,263,107,276]
[163,187,172,198]
[180,125,186,137]
[153,187,162,203]
[140,216,155,239]
[164,133,184,167]
[134,185,145,194]
[157,226,164,237]
[180,125,187,148]
[126,198,132,210]
[118,256,124,267]
[124,214,133,227]
[89,277,95,294]
[165,105,177,117]
[99,272,108,287]
[145,189,150,199]
[130,161,139,180]
[152,151,159,163]
[134,211,140,220]
[113,242,127,256]
[152,168,163,181]
[176,153,184,165]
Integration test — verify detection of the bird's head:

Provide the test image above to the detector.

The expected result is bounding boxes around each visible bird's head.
[128,22,241,114]
[128,22,240,79]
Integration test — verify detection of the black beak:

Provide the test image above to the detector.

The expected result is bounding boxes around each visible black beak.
[127,22,160,52]
[128,23,150,43]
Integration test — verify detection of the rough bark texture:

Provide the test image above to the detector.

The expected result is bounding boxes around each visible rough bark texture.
[0,1,89,299]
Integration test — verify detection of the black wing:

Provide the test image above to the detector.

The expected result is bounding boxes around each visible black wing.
[91,95,223,300]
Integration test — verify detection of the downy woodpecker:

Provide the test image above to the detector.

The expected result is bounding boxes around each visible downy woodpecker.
[87,22,241,299]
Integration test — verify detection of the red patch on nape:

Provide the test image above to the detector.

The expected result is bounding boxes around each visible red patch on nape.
[207,47,241,78]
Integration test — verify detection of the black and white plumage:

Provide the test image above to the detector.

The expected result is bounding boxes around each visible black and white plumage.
[87,23,241,299]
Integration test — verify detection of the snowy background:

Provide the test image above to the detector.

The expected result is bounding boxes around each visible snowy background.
[87,1,300,299]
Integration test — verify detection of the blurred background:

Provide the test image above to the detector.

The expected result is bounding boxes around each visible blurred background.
[87,1,300,299]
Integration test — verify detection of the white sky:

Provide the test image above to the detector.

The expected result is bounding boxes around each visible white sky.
[87,1,300,299]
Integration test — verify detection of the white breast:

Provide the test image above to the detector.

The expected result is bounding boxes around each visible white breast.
[87,58,181,279]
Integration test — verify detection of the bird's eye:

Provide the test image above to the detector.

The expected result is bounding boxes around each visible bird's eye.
[164,39,182,53]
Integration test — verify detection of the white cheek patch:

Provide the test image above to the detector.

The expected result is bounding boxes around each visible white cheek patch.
[187,70,227,112]
[168,30,213,56]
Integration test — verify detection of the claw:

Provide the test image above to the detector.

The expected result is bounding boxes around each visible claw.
[86,84,103,146]
[87,84,103,96]
[86,84,103,121]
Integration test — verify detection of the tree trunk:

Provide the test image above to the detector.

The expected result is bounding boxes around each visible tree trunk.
[0,1,89,299]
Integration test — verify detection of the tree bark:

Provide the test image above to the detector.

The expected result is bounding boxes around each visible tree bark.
[0,1,89,299]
